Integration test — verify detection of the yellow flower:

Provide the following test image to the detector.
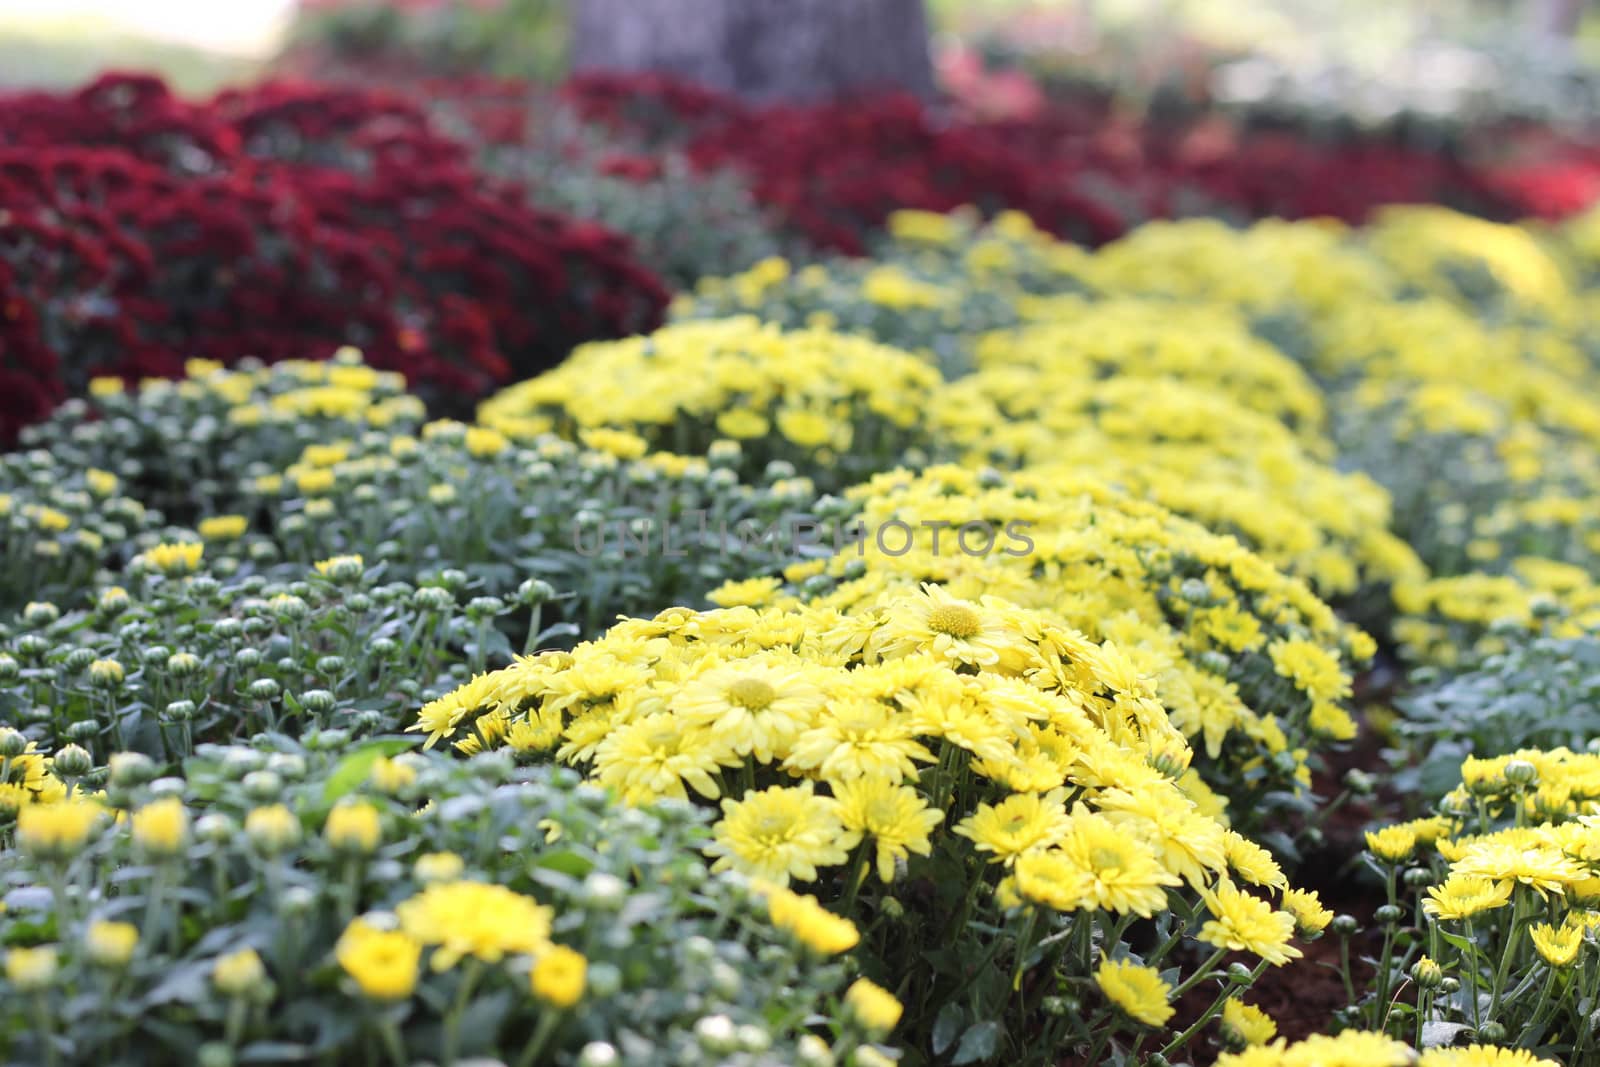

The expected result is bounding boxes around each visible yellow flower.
[84,469,119,497]
[396,880,553,970]
[759,881,860,955]
[84,921,139,968]
[198,515,248,541]
[17,798,103,859]
[6,946,58,990]
[1052,810,1181,917]
[88,658,125,687]
[1280,887,1333,937]
[708,783,850,885]
[413,852,465,883]
[325,801,382,854]
[1219,998,1276,1047]
[314,554,365,580]
[831,777,943,882]
[1198,882,1301,966]
[952,789,1074,864]
[138,541,204,575]
[1365,825,1418,864]
[844,978,902,1036]
[1095,958,1174,1028]
[293,468,337,496]
[1423,874,1514,921]
[130,797,190,857]
[368,756,417,794]
[530,944,587,1009]
[1418,1047,1563,1066]
[1529,921,1583,967]
[213,948,267,997]
[464,426,509,457]
[336,917,421,1000]
[245,804,303,853]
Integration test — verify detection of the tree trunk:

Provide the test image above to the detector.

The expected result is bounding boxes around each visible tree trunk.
[570,0,935,103]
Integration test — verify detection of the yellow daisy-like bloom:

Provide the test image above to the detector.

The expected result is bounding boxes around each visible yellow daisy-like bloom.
[783,699,935,785]
[592,713,734,804]
[1095,958,1174,1028]
[130,797,189,857]
[1418,1047,1564,1066]
[844,978,903,1036]
[1267,637,1352,703]
[197,514,248,541]
[83,921,139,969]
[16,798,104,860]
[953,789,1075,865]
[138,541,204,575]
[530,944,588,1009]
[1365,825,1419,864]
[1220,998,1277,1047]
[1453,841,1586,896]
[707,783,851,885]
[1053,810,1181,918]
[396,881,553,970]
[831,777,943,882]
[1529,921,1583,967]
[871,584,1030,671]
[671,659,826,763]
[757,881,860,955]
[1216,1030,1413,1066]
[6,946,59,990]
[336,917,422,1000]
[1279,887,1333,937]
[1423,874,1515,921]
[213,948,267,997]
[1198,882,1301,966]
[1223,831,1287,890]
[324,801,383,855]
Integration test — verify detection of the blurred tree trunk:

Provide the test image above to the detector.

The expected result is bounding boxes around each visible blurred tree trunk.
[570,0,934,102]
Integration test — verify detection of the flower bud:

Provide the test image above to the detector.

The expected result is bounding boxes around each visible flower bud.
[248,678,281,702]
[298,689,336,714]
[516,578,556,606]
[1475,1022,1506,1043]
[195,813,236,843]
[23,602,59,627]
[1504,759,1539,787]
[88,658,125,688]
[694,1014,738,1055]
[52,744,93,778]
[163,699,197,722]
[576,1043,619,1067]
[242,770,283,803]
[62,648,97,673]
[245,805,300,853]
[1374,905,1404,925]
[412,586,455,612]
[1410,956,1444,990]
[84,920,138,968]
[324,801,382,855]
[212,947,267,997]
[6,946,58,991]
[0,728,29,758]
[1330,915,1360,937]
[107,752,154,787]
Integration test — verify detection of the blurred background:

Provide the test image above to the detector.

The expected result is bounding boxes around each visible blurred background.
[5,0,1600,129]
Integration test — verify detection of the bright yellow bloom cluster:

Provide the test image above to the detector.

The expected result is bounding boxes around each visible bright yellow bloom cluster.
[759,465,1370,807]
[1216,1031,1560,1066]
[477,317,947,489]
[411,584,1317,1007]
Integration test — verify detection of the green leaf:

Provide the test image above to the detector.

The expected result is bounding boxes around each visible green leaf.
[321,739,416,806]
[932,1002,965,1056]
[952,1020,1002,1065]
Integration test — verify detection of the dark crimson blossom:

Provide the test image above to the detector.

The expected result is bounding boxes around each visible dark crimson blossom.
[0,73,668,442]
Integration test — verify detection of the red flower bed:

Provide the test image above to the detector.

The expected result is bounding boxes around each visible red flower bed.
[549,71,1548,255]
[0,74,668,442]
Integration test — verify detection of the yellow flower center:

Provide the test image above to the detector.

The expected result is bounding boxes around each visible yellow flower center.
[927,604,981,640]
[728,677,778,711]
